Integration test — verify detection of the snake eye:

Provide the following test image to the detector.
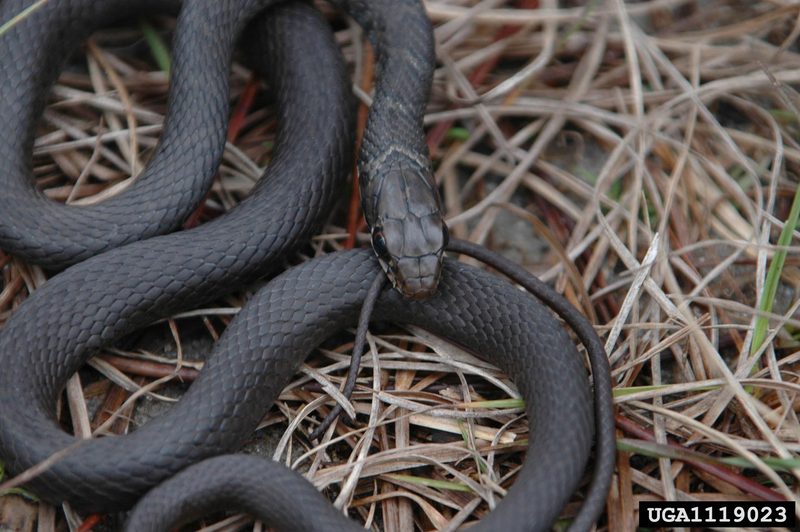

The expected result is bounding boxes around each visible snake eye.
[372,229,389,258]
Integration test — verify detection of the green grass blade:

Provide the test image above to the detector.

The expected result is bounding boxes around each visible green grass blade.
[384,473,472,492]
[751,183,800,356]
[463,398,524,409]
[619,438,800,472]
[139,18,171,75]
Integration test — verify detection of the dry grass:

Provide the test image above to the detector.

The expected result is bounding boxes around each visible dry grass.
[1,0,800,531]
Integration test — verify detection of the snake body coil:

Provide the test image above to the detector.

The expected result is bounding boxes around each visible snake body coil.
[0,0,609,530]
[0,0,355,511]
[124,250,594,531]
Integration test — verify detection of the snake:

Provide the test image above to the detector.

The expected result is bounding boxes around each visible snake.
[0,0,613,530]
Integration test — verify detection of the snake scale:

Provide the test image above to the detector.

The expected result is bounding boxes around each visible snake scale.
[0,0,613,530]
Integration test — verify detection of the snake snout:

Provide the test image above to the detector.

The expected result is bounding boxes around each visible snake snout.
[393,254,442,299]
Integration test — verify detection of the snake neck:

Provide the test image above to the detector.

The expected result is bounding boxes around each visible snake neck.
[331,0,447,298]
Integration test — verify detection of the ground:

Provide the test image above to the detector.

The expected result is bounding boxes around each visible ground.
[0,0,799,531]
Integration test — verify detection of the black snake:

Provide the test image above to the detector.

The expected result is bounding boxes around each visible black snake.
[0,0,614,530]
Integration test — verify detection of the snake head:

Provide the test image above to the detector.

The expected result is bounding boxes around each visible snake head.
[367,162,448,300]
